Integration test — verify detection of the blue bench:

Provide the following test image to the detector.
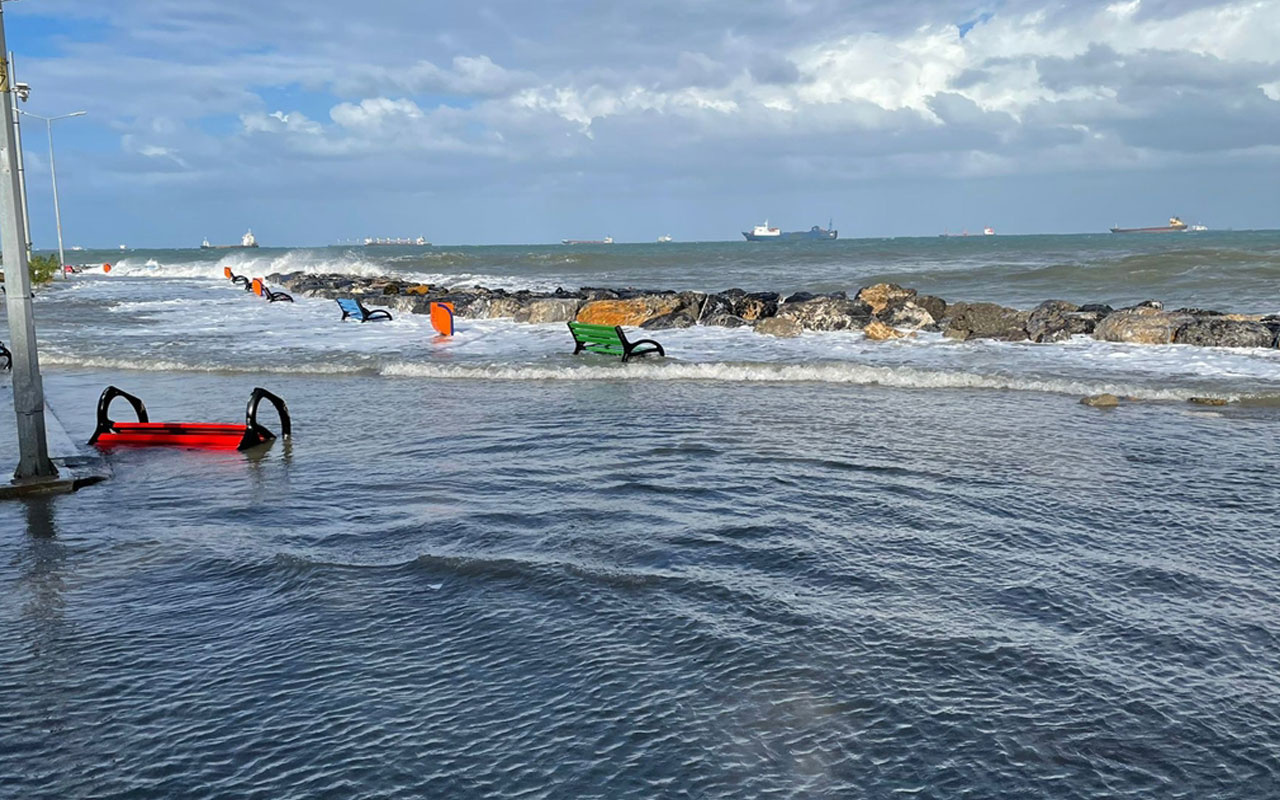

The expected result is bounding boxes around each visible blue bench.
[337,297,392,322]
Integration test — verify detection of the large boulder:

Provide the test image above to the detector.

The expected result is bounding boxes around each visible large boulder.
[576,295,682,326]
[1093,308,1195,345]
[777,297,874,331]
[697,294,735,324]
[1172,318,1275,348]
[912,295,947,321]
[755,317,803,337]
[856,283,916,315]
[733,291,779,321]
[484,296,528,319]
[642,309,698,329]
[885,301,937,331]
[1025,300,1080,343]
[943,302,1030,341]
[514,297,582,323]
[701,313,753,328]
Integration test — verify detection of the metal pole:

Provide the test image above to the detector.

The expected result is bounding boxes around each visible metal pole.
[8,51,30,262]
[46,117,65,274]
[0,3,57,481]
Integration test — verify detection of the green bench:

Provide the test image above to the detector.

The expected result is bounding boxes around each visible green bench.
[567,322,665,362]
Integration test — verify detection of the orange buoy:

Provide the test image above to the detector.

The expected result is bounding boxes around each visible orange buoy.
[430,301,455,336]
[103,263,112,273]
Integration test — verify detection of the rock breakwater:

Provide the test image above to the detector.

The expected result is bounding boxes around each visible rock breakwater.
[266,272,1280,350]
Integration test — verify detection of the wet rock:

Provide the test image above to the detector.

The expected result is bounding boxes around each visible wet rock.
[696,294,735,324]
[885,301,936,331]
[1078,303,1114,315]
[912,295,947,322]
[435,293,491,318]
[856,283,917,315]
[943,302,1030,341]
[700,313,753,328]
[1026,300,1080,343]
[1188,396,1229,406]
[514,298,582,324]
[777,297,874,331]
[733,291,779,321]
[580,287,621,301]
[642,309,698,329]
[1080,393,1121,408]
[1126,299,1164,311]
[1172,318,1274,348]
[1093,308,1194,345]
[1173,307,1225,317]
[484,296,529,319]
[577,295,682,326]
[755,317,803,338]
[863,320,910,341]
[405,284,434,296]
[782,290,847,305]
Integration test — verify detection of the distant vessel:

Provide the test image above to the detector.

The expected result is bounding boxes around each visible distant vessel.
[742,219,838,241]
[562,237,614,245]
[1110,216,1189,234]
[657,235,673,243]
[202,229,259,249]
[364,236,431,246]
[983,226,995,236]
[1188,223,1209,232]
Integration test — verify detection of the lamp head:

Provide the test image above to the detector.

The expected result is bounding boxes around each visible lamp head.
[14,82,29,103]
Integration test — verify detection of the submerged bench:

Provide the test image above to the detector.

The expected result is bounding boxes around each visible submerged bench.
[89,385,291,451]
[0,340,10,371]
[250,278,293,303]
[337,297,392,322]
[224,266,250,287]
[567,322,665,362]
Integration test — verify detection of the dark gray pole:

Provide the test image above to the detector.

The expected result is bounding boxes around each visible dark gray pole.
[0,4,57,481]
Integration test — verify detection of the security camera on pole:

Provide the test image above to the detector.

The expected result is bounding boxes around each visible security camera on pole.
[0,1,57,482]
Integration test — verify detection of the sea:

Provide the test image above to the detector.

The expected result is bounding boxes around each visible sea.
[2,231,1279,798]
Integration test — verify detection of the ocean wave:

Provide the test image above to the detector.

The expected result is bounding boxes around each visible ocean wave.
[378,360,1253,402]
[39,353,376,376]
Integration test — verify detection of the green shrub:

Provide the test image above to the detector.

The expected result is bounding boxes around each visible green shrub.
[28,253,60,284]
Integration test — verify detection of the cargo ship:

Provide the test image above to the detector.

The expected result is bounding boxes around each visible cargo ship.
[1110,216,1189,234]
[201,229,259,249]
[562,237,613,245]
[742,219,838,241]
[364,236,431,246]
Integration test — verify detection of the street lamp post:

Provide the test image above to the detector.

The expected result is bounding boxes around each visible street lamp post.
[18,108,85,278]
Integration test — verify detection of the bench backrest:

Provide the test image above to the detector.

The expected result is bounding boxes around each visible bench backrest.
[336,297,363,318]
[568,321,627,354]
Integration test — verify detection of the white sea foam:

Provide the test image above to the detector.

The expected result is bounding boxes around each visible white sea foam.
[377,360,1240,401]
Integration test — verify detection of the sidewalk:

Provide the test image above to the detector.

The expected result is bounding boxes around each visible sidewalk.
[0,384,110,498]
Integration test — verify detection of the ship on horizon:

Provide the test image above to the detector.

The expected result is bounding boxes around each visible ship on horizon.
[742,219,838,241]
[562,236,614,245]
[201,229,258,249]
[1110,216,1191,234]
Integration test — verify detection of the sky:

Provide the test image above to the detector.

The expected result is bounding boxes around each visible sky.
[5,0,1280,246]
